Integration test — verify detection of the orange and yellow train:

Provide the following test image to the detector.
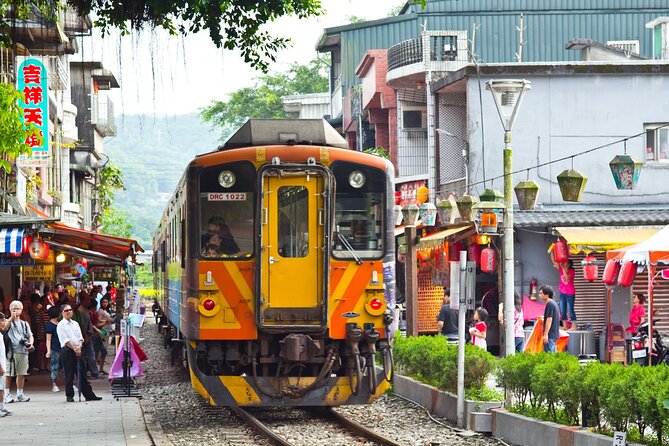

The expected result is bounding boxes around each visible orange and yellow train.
[153,119,395,407]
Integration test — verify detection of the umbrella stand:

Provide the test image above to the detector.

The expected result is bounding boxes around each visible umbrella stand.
[111,318,141,399]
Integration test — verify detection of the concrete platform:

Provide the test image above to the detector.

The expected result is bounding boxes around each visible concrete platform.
[1,369,152,445]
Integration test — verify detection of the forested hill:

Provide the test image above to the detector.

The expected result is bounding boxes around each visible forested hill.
[105,113,220,250]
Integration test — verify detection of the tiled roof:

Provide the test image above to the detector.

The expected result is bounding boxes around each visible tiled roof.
[514,207,669,228]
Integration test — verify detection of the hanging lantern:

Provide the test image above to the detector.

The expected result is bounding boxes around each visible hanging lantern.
[581,255,598,282]
[479,188,504,203]
[416,186,429,204]
[456,194,479,222]
[394,204,404,226]
[436,199,454,226]
[618,261,636,287]
[609,154,642,190]
[602,259,620,286]
[394,191,401,205]
[553,238,569,263]
[472,200,505,234]
[419,202,437,226]
[480,247,497,273]
[22,235,33,253]
[514,180,540,210]
[467,243,481,266]
[557,169,588,202]
[401,203,420,225]
[28,238,49,260]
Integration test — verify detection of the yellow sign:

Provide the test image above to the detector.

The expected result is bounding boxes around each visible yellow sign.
[23,264,54,282]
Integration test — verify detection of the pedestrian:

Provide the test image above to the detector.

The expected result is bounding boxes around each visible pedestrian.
[96,297,114,374]
[56,304,101,402]
[539,285,560,353]
[72,295,100,379]
[0,312,12,417]
[45,305,63,392]
[627,293,647,334]
[2,300,33,403]
[436,288,459,340]
[469,307,488,350]
[552,255,577,330]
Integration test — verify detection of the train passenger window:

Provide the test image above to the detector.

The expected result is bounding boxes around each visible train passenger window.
[277,186,309,258]
[331,163,385,260]
[199,162,256,259]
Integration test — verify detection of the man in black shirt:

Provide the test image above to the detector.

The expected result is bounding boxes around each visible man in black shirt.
[539,285,560,353]
[437,288,459,340]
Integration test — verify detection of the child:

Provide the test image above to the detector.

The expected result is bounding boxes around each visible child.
[469,307,488,350]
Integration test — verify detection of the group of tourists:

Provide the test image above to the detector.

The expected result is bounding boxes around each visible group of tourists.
[0,282,116,416]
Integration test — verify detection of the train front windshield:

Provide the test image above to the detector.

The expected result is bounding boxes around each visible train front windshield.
[199,162,256,258]
[332,162,385,259]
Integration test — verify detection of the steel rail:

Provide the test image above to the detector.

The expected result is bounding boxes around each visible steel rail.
[229,406,293,446]
[321,407,403,446]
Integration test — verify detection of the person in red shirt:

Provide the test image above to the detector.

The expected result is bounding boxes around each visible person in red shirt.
[628,293,647,334]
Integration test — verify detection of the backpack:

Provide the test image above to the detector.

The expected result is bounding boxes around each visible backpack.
[1,326,11,354]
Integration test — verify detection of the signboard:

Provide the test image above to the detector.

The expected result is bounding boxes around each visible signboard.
[0,255,35,267]
[613,431,626,446]
[17,58,49,167]
[397,180,426,206]
[92,266,115,281]
[23,264,54,281]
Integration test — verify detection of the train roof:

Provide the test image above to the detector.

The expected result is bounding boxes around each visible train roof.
[221,119,349,150]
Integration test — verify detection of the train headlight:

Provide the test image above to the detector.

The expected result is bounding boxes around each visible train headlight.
[218,170,236,188]
[349,171,365,188]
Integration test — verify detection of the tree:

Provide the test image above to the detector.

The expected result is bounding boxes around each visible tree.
[201,57,329,141]
[0,83,33,173]
[1,0,323,72]
[100,207,133,238]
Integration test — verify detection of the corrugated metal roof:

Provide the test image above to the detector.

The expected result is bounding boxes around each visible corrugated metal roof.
[319,1,669,93]
[514,208,669,228]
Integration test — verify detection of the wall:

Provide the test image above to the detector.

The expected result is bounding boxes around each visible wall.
[466,67,669,206]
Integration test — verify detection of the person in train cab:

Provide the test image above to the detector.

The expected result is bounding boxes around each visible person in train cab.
[202,216,240,256]
[201,233,223,257]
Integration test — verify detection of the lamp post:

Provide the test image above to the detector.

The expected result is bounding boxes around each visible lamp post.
[486,79,531,358]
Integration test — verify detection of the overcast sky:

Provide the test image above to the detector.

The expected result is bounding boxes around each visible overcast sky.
[80,0,402,116]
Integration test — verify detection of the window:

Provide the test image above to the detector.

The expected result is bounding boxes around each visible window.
[403,110,424,129]
[644,124,669,162]
[277,186,309,258]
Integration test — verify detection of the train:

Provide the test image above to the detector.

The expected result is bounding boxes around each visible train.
[152,119,396,407]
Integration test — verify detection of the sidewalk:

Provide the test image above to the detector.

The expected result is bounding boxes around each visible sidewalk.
[1,368,152,445]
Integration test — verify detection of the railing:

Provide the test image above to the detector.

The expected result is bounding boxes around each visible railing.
[387,31,469,73]
[92,95,117,137]
[388,37,423,71]
[397,129,428,177]
[0,47,15,85]
[48,56,69,91]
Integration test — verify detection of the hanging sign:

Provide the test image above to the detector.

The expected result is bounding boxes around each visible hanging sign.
[23,264,54,281]
[0,255,35,267]
[17,58,49,167]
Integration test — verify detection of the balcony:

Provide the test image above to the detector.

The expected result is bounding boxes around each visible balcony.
[91,96,117,137]
[387,31,469,89]
[48,56,69,91]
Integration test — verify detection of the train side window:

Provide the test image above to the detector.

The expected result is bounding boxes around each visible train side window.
[277,186,309,258]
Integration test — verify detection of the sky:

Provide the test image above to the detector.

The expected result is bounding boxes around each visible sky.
[80,0,403,116]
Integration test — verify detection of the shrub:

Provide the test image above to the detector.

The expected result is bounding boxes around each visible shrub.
[530,353,580,422]
[496,352,541,408]
[599,363,632,432]
[393,335,498,396]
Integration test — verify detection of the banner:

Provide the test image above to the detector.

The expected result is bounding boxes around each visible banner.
[23,264,54,281]
[17,58,49,167]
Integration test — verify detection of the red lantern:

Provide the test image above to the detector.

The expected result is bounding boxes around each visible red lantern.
[618,261,636,287]
[553,238,569,263]
[394,191,401,205]
[582,255,598,282]
[602,259,620,286]
[28,238,49,260]
[22,236,33,253]
[449,241,463,261]
[467,243,481,266]
[480,247,497,273]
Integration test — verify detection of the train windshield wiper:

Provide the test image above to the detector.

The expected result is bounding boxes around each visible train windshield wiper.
[337,232,362,265]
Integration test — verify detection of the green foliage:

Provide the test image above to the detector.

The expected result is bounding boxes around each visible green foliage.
[529,353,580,421]
[201,57,329,141]
[496,351,541,408]
[98,160,125,212]
[393,335,498,397]
[0,83,33,172]
[599,363,633,432]
[363,147,390,160]
[134,262,153,289]
[0,2,59,46]
[100,207,132,238]
[67,0,322,72]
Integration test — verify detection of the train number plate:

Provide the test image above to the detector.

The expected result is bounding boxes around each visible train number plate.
[632,348,647,359]
[208,192,247,201]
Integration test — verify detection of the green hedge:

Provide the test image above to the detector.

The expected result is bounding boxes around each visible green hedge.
[393,335,499,397]
[496,353,669,445]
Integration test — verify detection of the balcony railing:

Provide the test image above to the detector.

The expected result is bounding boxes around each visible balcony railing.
[91,95,117,137]
[387,31,469,74]
[48,56,69,91]
[397,129,428,178]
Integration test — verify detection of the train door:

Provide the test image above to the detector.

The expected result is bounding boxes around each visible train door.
[260,169,326,327]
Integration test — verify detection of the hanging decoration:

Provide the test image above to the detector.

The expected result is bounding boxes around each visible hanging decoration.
[394,204,403,226]
[602,259,620,286]
[553,238,569,263]
[401,203,420,225]
[456,194,479,222]
[467,243,481,266]
[609,141,642,190]
[472,200,505,234]
[28,237,49,260]
[480,246,497,273]
[581,255,598,282]
[432,244,450,286]
[419,202,437,226]
[416,186,429,204]
[515,170,540,210]
[557,157,588,202]
[479,188,504,203]
[449,241,463,261]
[436,198,454,226]
[617,261,636,287]
[397,244,407,264]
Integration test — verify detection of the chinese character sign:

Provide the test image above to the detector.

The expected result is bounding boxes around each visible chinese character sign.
[17,58,49,167]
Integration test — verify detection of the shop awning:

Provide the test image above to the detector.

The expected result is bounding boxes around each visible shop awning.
[394,223,423,237]
[41,222,144,264]
[555,225,664,254]
[417,223,476,248]
[0,228,25,253]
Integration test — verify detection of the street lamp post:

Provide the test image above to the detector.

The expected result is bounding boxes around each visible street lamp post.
[485,79,531,358]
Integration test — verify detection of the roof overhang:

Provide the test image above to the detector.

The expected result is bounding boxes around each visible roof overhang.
[555,225,664,254]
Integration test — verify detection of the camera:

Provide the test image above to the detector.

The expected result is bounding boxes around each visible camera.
[19,337,29,346]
